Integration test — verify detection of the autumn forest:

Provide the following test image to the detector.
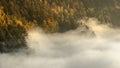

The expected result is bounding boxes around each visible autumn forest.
[0,0,120,52]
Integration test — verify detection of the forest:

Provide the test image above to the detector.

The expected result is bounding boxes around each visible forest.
[0,0,120,52]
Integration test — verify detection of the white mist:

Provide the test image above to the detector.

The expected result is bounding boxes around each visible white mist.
[0,18,120,68]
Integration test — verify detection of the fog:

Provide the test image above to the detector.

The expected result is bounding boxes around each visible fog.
[0,18,120,68]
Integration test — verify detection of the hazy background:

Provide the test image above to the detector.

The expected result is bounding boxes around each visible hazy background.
[0,18,120,68]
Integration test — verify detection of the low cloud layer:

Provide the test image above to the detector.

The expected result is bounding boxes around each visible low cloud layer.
[0,18,120,68]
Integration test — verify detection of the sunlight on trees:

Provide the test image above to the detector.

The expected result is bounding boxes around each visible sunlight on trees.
[0,0,119,52]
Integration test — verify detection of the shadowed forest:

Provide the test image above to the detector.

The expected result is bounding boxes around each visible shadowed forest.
[0,0,120,52]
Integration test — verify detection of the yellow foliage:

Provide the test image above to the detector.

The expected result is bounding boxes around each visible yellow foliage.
[42,18,59,33]
[24,21,37,31]
[15,20,23,26]
[0,6,37,31]
[51,6,64,14]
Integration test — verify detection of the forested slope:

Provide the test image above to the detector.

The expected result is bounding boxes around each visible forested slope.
[0,0,119,52]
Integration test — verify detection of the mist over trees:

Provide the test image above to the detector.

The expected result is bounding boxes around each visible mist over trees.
[0,0,119,52]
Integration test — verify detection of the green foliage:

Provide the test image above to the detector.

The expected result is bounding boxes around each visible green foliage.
[0,0,119,52]
[0,0,118,31]
[0,7,36,52]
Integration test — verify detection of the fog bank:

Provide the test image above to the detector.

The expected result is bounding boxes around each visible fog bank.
[0,18,120,68]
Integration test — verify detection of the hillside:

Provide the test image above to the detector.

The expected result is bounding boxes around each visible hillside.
[0,0,119,52]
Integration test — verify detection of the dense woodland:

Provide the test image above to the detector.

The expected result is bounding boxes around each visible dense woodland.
[0,0,120,52]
